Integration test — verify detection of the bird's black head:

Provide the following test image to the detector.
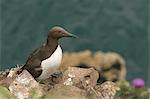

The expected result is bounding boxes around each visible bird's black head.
[48,26,78,39]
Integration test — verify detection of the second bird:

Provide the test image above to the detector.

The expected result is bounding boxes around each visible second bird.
[22,26,78,80]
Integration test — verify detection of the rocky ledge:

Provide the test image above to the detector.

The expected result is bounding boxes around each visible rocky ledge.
[0,67,120,99]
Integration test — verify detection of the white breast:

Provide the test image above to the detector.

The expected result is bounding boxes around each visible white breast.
[37,45,62,80]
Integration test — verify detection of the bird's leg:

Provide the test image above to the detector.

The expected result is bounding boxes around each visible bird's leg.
[51,71,62,78]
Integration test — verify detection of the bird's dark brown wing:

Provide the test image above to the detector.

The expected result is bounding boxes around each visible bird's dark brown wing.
[23,59,42,78]
[23,46,45,78]
[27,45,44,61]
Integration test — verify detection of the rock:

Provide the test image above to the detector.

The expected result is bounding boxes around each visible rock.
[0,66,22,81]
[41,72,63,91]
[94,81,120,99]
[44,84,88,99]
[0,69,9,80]
[7,66,21,78]
[62,67,99,89]
[0,66,22,88]
[9,70,40,99]
[101,52,126,82]
[0,77,14,88]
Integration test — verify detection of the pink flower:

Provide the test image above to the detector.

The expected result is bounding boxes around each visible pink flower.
[132,78,145,88]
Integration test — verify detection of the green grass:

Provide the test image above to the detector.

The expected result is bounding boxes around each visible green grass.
[0,86,16,99]
[115,81,150,99]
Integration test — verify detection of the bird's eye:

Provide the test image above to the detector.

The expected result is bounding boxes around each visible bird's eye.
[58,31,61,33]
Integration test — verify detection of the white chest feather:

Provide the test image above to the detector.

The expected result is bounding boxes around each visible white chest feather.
[37,45,62,80]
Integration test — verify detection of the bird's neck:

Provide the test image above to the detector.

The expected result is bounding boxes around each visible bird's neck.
[46,37,58,48]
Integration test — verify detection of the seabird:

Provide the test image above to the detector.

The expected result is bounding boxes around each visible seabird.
[22,26,77,80]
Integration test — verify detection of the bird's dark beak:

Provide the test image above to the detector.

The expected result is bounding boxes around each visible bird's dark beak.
[63,31,78,38]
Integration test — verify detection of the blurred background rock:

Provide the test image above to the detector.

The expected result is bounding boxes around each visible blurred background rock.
[0,0,149,86]
[60,51,126,84]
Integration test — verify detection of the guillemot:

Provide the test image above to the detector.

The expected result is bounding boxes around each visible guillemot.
[22,26,77,80]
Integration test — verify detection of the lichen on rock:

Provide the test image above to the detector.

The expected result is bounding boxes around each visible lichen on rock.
[9,70,41,99]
